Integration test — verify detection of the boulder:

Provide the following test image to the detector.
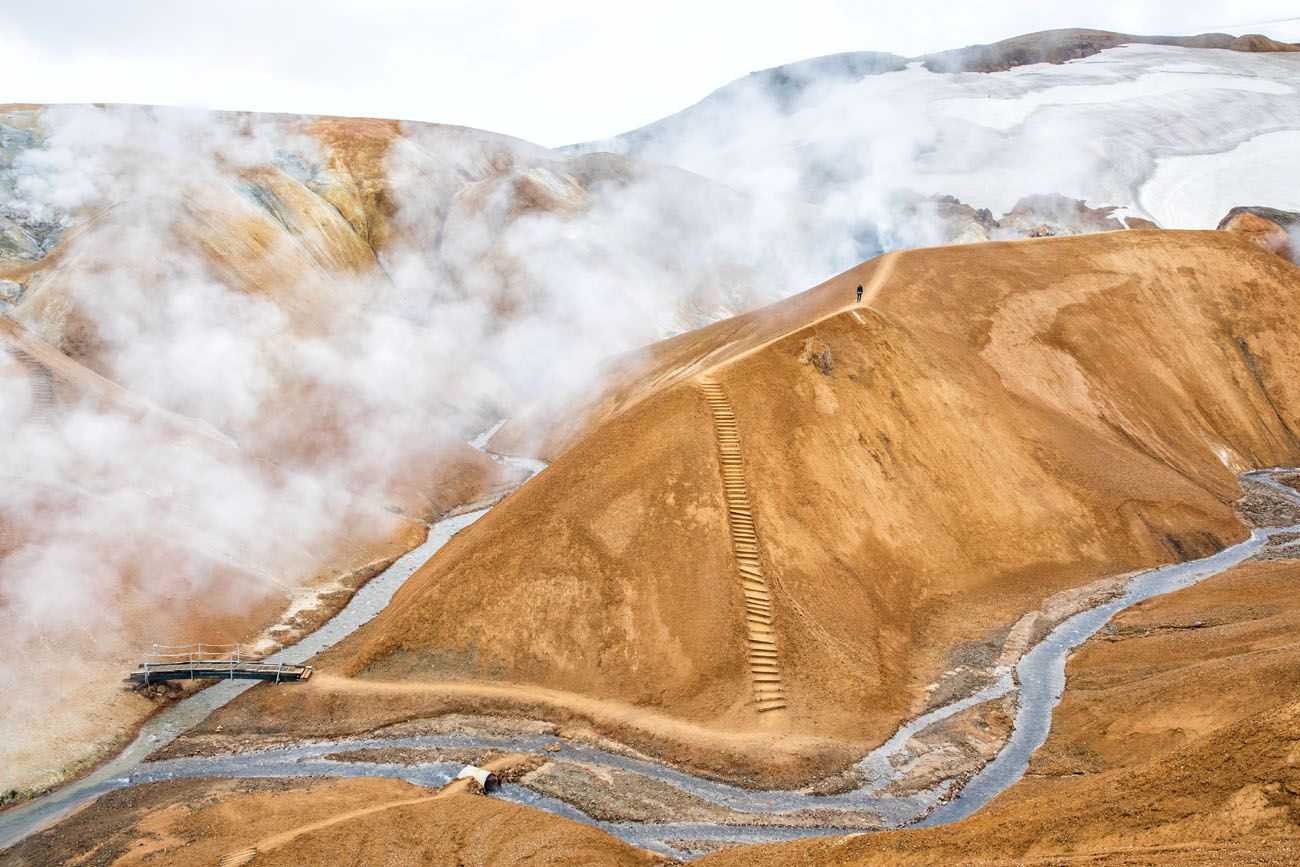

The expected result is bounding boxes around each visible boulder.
[1217,206,1299,263]
[995,193,1125,239]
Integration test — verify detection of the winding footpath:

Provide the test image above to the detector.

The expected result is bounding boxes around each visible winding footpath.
[3,468,1299,860]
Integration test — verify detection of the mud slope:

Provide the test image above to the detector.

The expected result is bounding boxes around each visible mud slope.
[698,557,1300,866]
[332,231,1300,775]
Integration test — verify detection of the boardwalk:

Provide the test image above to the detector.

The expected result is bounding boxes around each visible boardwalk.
[127,643,312,684]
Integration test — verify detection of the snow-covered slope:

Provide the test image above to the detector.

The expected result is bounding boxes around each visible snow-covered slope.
[582,40,1300,242]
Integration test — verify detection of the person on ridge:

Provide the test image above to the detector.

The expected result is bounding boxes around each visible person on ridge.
[855,284,863,302]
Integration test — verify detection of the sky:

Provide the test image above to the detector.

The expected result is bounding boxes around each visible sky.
[1,1,1298,146]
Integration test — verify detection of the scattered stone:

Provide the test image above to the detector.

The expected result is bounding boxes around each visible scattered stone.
[320,746,509,767]
[1235,477,1300,529]
[129,681,183,703]
[804,765,867,796]
[495,754,546,782]
[799,336,834,374]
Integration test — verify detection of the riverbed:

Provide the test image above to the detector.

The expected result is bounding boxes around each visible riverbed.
[2,468,1297,858]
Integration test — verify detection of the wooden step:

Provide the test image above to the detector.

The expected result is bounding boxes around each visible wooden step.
[704,376,789,718]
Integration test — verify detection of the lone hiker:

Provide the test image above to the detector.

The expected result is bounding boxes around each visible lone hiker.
[855,284,863,302]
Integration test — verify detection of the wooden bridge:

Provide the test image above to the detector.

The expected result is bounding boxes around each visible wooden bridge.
[127,643,313,684]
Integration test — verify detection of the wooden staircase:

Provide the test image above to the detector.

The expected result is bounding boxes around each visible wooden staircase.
[11,348,55,426]
[699,376,786,713]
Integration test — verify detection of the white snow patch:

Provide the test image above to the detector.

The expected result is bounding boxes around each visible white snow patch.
[1140,130,1300,228]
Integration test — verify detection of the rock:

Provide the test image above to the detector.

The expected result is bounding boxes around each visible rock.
[920,29,1300,75]
[889,190,1138,247]
[995,194,1125,239]
[1124,216,1160,231]
[1229,34,1300,53]
[1216,206,1299,263]
[888,191,995,246]
[497,754,547,781]
[799,337,834,375]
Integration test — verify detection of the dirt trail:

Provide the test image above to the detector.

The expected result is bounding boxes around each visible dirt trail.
[700,376,786,713]
[301,673,827,757]
[216,753,535,865]
[693,251,899,382]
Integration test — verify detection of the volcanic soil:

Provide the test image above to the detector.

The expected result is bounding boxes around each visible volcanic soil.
[191,230,1300,787]
[8,230,1300,865]
[698,556,1300,866]
[9,558,1300,865]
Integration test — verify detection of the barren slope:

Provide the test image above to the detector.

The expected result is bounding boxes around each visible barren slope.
[0,777,666,867]
[698,557,1300,866]
[312,230,1300,780]
[13,557,1300,864]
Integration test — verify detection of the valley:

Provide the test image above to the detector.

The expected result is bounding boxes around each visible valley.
[2,24,1300,867]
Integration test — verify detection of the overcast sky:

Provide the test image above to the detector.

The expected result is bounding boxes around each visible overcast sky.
[2,1,1297,146]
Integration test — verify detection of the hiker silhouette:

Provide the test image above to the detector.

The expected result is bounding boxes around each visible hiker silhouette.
[855,284,863,302]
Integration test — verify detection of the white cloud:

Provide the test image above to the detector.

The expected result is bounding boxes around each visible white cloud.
[0,1,1297,145]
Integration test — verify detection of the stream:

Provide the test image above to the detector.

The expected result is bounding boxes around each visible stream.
[0,420,547,850]
[2,467,1297,858]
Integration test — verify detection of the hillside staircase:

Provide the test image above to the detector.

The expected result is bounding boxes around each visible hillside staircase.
[11,348,55,426]
[699,376,786,713]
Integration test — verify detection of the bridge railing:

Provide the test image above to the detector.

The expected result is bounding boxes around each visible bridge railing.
[132,642,310,683]
[142,642,262,666]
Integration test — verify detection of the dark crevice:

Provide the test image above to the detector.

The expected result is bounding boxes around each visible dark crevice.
[1234,335,1300,449]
